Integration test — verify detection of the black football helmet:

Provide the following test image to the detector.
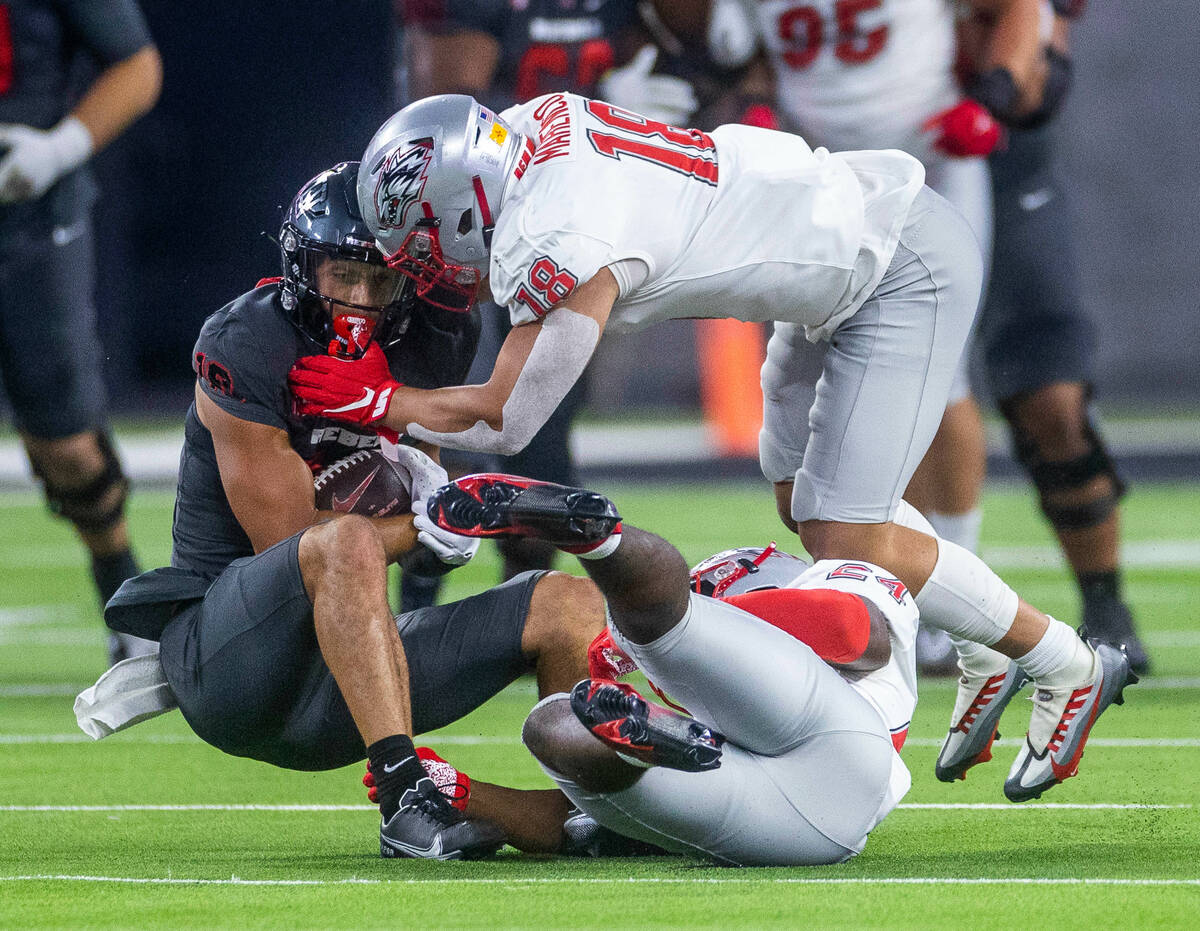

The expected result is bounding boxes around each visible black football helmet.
[279,161,414,355]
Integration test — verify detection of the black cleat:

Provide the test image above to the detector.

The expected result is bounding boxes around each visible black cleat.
[379,777,505,860]
[570,679,724,773]
[561,808,670,858]
[1081,598,1150,675]
[427,474,620,547]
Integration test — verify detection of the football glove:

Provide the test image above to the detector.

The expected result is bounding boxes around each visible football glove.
[0,117,93,204]
[288,342,400,428]
[922,99,1004,158]
[380,441,480,566]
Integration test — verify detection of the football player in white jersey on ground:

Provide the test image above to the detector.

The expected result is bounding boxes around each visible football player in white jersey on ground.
[419,472,1129,862]
[287,91,1135,800]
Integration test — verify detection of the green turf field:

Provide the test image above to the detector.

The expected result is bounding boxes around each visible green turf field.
[2,480,1198,928]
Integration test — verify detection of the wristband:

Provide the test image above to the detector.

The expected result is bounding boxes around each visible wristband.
[966,67,1021,124]
[1010,47,1073,130]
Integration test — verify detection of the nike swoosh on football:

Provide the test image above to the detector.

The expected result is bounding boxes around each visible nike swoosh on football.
[331,465,383,513]
[383,755,415,774]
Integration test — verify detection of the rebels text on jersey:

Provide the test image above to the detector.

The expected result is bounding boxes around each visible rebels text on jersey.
[489,92,925,341]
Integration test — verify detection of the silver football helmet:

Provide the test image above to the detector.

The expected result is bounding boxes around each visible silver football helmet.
[689,543,811,598]
[357,94,529,311]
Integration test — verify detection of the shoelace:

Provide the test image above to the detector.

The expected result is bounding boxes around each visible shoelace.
[410,783,461,826]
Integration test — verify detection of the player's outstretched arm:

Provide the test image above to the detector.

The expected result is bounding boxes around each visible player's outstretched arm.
[196,386,418,559]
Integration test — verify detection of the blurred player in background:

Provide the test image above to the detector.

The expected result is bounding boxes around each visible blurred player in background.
[961,1,1148,672]
[0,0,161,663]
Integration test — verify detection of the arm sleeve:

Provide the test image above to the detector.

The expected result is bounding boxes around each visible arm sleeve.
[192,312,288,431]
[58,0,154,63]
[723,589,872,665]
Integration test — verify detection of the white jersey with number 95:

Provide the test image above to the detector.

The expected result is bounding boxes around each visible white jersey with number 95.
[755,0,958,158]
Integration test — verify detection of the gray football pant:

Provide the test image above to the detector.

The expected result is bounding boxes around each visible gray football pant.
[759,185,985,523]
[541,593,907,866]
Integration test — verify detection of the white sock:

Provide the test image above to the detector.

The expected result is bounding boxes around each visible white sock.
[925,508,983,554]
[950,634,1010,678]
[569,529,623,560]
[1016,617,1095,686]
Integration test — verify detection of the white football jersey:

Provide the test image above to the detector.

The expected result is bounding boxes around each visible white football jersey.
[491,92,924,341]
[792,559,920,749]
[755,0,959,158]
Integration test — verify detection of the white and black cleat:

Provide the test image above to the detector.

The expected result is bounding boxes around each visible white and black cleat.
[379,777,505,860]
[1004,640,1137,803]
[936,661,1030,783]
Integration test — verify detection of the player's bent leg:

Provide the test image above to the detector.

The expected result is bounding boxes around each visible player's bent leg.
[520,571,607,695]
[533,702,896,866]
[299,517,504,859]
[298,516,413,744]
[613,589,893,759]
[1000,383,1148,672]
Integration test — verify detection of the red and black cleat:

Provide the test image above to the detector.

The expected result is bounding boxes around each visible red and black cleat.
[570,679,724,773]
[427,473,621,547]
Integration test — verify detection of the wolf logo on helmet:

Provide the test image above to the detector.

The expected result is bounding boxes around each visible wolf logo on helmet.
[374,140,435,231]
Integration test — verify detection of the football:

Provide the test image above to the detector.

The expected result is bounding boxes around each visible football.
[313,449,412,517]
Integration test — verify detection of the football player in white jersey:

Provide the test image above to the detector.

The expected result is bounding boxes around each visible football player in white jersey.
[417,472,1127,862]
[743,0,1053,674]
[288,91,1135,800]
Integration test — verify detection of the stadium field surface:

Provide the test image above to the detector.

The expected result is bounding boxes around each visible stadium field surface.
[2,482,1198,928]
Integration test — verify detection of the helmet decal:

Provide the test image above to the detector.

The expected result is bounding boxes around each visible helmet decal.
[374,139,435,231]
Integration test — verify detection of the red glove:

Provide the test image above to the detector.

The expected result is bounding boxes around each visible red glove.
[740,103,780,131]
[587,628,638,680]
[923,99,1003,158]
[288,342,400,428]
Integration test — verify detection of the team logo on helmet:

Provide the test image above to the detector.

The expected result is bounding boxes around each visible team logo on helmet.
[374,139,434,230]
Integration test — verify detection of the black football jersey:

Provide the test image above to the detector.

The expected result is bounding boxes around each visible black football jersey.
[0,0,152,233]
[402,0,640,109]
[172,283,480,579]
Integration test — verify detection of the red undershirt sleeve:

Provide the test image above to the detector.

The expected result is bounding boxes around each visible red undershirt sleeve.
[723,588,872,665]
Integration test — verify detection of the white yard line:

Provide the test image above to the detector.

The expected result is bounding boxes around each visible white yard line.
[3,732,1200,748]
[1,802,1191,813]
[0,874,1198,887]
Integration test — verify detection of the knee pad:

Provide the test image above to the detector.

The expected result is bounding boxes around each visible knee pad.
[31,431,130,534]
[1001,397,1127,531]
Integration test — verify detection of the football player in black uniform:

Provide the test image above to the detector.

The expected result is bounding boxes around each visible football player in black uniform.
[0,0,161,663]
[104,163,607,860]
[964,2,1149,672]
